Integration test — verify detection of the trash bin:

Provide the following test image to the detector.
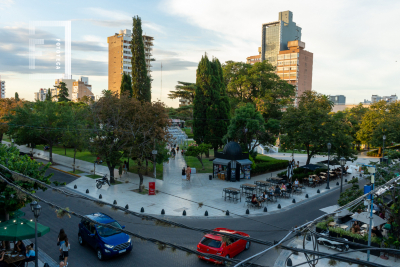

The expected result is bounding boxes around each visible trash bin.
[209,175,212,180]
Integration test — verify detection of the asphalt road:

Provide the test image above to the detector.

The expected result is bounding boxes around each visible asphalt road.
[20,168,358,267]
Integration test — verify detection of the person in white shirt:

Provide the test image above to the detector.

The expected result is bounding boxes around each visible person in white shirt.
[59,238,70,267]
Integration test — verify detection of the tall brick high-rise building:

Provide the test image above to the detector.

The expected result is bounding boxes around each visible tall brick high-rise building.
[107,29,154,94]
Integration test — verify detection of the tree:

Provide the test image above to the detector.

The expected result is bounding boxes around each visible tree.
[0,98,23,143]
[223,61,295,120]
[56,82,70,102]
[357,101,400,156]
[14,92,19,101]
[62,104,91,172]
[120,73,133,97]
[0,144,52,221]
[6,101,74,163]
[224,103,273,157]
[131,16,151,102]
[185,144,212,170]
[45,89,52,101]
[281,91,356,165]
[168,81,196,102]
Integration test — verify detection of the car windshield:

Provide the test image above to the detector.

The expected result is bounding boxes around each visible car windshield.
[201,237,222,248]
[96,221,122,237]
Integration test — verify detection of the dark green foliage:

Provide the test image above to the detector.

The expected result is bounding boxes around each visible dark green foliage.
[252,160,288,175]
[120,73,133,97]
[168,81,196,102]
[45,89,52,101]
[131,16,151,102]
[57,82,70,102]
[337,178,363,211]
[185,144,212,169]
[14,92,19,101]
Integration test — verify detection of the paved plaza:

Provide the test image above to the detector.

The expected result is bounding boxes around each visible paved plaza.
[7,141,379,217]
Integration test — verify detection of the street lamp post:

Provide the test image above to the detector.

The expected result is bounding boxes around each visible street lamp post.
[30,201,42,267]
[340,157,346,194]
[367,166,376,262]
[326,143,331,189]
[382,135,386,165]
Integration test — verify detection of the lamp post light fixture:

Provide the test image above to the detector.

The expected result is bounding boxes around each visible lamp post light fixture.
[340,157,346,194]
[326,143,331,189]
[382,135,386,165]
[30,201,41,267]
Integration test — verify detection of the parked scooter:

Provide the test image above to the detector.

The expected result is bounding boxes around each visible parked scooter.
[317,230,349,252]
[96,174,110,189]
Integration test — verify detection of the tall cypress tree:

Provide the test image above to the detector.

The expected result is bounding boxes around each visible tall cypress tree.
[193,55,211,144]
[57,82,70,102]
[131,16,151,102]
[45,88,52,101]
[120,73,133,97]
[15,92,19,101]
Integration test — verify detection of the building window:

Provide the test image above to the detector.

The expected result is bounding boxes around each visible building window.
[278,61,284,66]
[291,66,297,71]
[284,67,290,71]
[278,55,284,60]
[277,67,284,71]
[284,60,291,66]
[284,54,291,59]
[291,53,298,58]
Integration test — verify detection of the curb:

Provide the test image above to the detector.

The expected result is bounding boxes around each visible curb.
[49,166,81,177]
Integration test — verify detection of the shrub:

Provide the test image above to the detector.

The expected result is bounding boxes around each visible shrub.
[252,160,288,175]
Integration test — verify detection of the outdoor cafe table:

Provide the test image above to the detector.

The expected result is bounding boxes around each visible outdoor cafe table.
[255,181,270,193]
[269,177,283,184]
[240,183,257,197]
[222,187,241,202]
[4,253,26,266]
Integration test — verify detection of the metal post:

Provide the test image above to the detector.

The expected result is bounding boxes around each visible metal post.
[367,169,375,261]
[35,216,38,267]
[326,146,331,189]
[153,139,156,179]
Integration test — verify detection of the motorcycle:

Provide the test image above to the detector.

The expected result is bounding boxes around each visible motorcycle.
[96,175,110,189]
[317,230,349,252]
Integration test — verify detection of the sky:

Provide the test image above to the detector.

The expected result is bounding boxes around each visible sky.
[0,0,399,107]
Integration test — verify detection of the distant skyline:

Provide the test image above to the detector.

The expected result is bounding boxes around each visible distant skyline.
[0,0,399,107]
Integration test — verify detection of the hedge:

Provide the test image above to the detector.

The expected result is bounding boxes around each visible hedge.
[252,160,288,175]
[366,144,400,157]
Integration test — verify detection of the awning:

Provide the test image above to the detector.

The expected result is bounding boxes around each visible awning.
[213,158,231,165]
[236,159,253,165]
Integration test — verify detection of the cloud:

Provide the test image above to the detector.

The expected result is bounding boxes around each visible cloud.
[0,0,14,10]
[152,48,178,57]
[152,58,197,71]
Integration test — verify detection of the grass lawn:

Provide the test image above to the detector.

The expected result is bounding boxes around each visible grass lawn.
[256,154,286,162]
[183,146,223,173]
[68,170,85,174]
[32,144,164,179]
[3,134,11,142]
[86,174,102,179]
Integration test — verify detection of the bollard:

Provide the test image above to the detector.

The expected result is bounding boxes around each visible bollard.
[226,210,230,216]
[264,207,267,212]
[305,194,309,198]
[113,200,117,205]
[205,210,208,216]
[278,204,281,209]
[183,210,186,216]
[345,179,348,182]
[140,207,144,213]
[246,209,250,215]
[86,189,89,194]
[292,199,296,203]
[336,182,339,186]
[161,209,165,215]
[99,194,102,199]
[209,175,212,180]
[74,185,77,189]
[317,189,320,193]
[125,204,129,209]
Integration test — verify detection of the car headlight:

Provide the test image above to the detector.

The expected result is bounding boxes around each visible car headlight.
[128,238,131,243]
[104,244,114,249]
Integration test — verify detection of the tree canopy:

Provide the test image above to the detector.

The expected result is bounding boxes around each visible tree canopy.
[168,81,196,102]
[56,82,70,102]
[120,73,133,97]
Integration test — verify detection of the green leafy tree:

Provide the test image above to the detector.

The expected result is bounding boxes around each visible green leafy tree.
[0,144,52,220]
[14,92,19,101]
[45,89,52,101]
[357,101,400,156]
[62,104,91,172]
[281,91,356,165]
[223,61,295,120]
[168,81,196,103]
[131,16,151,102]
[224,103,272,157]
[337,177,363,211]
[0,98,23,143]
[56,82,70,102]
[6,101,74,163]
[120,73,133,97]
[184,144,212,170]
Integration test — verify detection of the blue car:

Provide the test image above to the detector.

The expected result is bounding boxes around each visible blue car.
[78,212,132,260]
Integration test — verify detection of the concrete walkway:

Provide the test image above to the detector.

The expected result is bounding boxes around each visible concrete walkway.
[6,142,379,217]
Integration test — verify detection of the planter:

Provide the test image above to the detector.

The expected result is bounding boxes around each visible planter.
[315,227,325,233]
[329,231,339,238]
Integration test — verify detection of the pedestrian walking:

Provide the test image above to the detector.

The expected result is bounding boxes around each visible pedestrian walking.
[186,165,191,181]
[181,167,186,180]
[123,161,128,174]
[57,229,67,259]
[118,164,123,179]
[59,237,70,267]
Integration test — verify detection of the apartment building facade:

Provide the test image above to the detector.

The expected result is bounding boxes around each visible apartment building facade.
[276,40,313,98]
[72,76,94,101]
[0,76,5,98]
[330,95,346,105]
[371,94,398,103]
[34,88,48,101]
[54,78,75,100]
[107,29,154,93]
[246,47,262,65]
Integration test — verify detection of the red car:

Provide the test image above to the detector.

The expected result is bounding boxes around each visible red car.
[197,228,250,265]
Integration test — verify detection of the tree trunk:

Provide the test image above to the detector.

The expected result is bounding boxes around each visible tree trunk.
[0,133,3,143]
[205,149,209,158]
[145,159,148,175]
[138,160,144,192]
[306,145,311,165]
[49,144,53,163]
[73,149,77,172]
[378,147,382,157]
[107,163,115,184]
[64,146,66,155]
[197,156,204,170]
[214,147,218,157]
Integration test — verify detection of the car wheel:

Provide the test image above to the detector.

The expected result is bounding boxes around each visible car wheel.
[245,241,251,250]
[224,255,230,266]
[97,249,104,261]
[78,234,85,246]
